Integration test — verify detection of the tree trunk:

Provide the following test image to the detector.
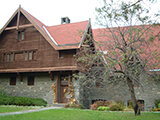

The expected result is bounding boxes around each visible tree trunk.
[126,77,140,116]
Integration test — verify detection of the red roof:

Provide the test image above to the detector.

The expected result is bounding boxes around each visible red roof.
[93,25,160,71]
[23,9,89,47]
[46,21,89,45]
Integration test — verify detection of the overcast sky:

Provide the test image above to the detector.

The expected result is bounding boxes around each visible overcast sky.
[0,0,159,29]
[0,0,99,29]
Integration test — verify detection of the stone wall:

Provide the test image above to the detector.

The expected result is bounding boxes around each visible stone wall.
[134,73,160,110]
[0,73,55,104]
[0,71,159,109]
[78,72,160,110]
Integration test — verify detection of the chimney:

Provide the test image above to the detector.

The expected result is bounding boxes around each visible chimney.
[61,17,70,24]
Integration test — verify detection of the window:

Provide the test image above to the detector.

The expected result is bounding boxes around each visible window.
[10,76,16,85]
[25,51,34,61]
[17,31,25,41]
[7,54,10,62]
[18,31,21,41]
[25,52,28,61]
[59,50,76,58]
[10,54,14,62]
[28,76,34,86]
[21,31,24,40]
[29,51,33,60]
[5,53,14,62]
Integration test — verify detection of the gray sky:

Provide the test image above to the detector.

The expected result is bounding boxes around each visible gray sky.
[0,0,98,29]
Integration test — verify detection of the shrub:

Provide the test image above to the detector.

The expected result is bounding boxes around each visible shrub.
[105,100,113,106]
[90,100,125,111]
[90,103,98,110]
[109,104,124,111]
[69,104,84,109]
[0,96,47,106]
[0,90,9,97]
[64,104,70,108]
[153,108,160,111]
[97,106,109,111]
[158,103,160,109]
[127,101,133,108]
[154,99,160,108]
[64,103,84,109]
[90,101,106,110]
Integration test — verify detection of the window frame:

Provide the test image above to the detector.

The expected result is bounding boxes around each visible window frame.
[17,31,25,41]
[25,51,34,61]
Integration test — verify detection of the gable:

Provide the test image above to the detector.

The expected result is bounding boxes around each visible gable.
[0,6,90,50]
[7,13,31,28]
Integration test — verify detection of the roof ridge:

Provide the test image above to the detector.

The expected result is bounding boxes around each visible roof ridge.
[47,20,89,28]
[93,24,160,30]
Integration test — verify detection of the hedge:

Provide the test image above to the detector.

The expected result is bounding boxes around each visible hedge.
[0,96,47,106]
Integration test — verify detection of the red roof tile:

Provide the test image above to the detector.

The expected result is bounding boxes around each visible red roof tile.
[22,9,89,48]
[93,25,160,71]
[46,21,89,46]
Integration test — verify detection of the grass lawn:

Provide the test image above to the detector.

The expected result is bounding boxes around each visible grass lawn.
[0,109,160,120]
[0,106,38,113]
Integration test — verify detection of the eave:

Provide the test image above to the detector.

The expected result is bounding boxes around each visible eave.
[0,66,78,73]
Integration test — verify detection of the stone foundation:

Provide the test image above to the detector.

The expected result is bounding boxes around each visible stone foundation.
[77,72,160,110]
[0,73,55,104]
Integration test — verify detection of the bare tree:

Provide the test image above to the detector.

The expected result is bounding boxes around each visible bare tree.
[75,0,159,115]
[94,0,160,115]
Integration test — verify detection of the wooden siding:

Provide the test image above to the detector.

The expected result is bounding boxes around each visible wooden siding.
[0,16,77,70]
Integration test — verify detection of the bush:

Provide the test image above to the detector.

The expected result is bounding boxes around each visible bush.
[70,104,84,109]
[154,99,160,108]
[90,103,98,110]
[109,104,124,111]
[105,100,113,106]
[90,100,125,111]
[0,90,8,97]
[0,96,47,106]
[158,103,160,109]
[64,103,84,109]
[153,108,160,111]
[97,106,110,111]
[90,101,106,110]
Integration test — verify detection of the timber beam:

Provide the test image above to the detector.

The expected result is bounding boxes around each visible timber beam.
[17,5,21,30]
[5,24,33,31]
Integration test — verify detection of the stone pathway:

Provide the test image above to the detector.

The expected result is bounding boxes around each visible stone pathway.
[0,106,62,116]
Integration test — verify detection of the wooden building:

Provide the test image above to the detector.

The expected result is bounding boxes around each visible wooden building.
[0,6,159,109]
[0,6,93,104]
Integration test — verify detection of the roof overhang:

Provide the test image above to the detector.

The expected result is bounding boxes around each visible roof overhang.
[0,66,78,73]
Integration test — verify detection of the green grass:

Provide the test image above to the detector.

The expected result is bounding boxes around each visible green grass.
[0,109,160,120]
[0,106,37,113]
